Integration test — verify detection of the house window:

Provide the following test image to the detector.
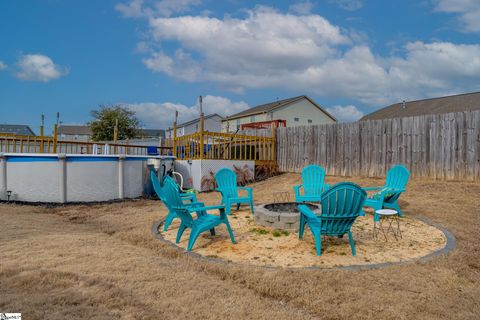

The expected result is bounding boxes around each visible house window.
[308,119,312,124]
[250,115,256,122]
[294,117,299,122]
[236,119,241,130]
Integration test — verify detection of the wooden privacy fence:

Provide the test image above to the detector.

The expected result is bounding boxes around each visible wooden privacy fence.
[276,110,480,180]
[173,131,275,163]
[0,134,171,155]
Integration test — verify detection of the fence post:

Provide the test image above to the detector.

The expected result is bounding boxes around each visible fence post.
[0,153,6,200]
[58,153,66,203]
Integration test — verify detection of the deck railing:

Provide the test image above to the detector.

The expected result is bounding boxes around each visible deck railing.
[0,134,172,155]
[172,131,275,162]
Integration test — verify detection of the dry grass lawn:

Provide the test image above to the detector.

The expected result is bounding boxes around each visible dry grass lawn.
[1,173,479,319]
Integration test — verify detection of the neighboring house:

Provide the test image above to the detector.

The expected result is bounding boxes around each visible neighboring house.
[165,114,224,139]
[361,92,480,121]
[222,95,336,132]
[57,125,92,141]
[0,124,36,136]
[138,129,165,139]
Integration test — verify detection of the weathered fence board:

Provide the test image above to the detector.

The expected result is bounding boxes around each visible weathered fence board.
[276,110,480,181]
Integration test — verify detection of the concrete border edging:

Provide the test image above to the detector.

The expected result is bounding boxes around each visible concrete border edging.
[151,215,456,271]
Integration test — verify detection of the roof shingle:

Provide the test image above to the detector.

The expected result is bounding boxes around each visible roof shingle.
[361,92,480,121]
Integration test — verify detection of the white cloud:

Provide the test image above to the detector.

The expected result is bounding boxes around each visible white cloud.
[0,60,7,70]
[326,105,364,122]
[289,1,315,15]
[434,0,480,32]
[124,6,480,107]
[330,0,363,11]
[15,54,67,82]
[124,95,249,128]
[116,0,201,18]
[115,0,145,17]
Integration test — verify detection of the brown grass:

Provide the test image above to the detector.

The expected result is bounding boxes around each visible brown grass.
[1,174,479,319]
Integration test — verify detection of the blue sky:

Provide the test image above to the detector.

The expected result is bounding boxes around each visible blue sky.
[1,0,479,134]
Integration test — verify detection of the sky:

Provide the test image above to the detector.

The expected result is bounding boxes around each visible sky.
[1,0,479,134]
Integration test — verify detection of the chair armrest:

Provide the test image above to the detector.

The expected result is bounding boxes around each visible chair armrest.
[184,204,226,213]
[293,185,303,198]
[298,204,320,221]
[363,186,383,191]
[238,186,253,197]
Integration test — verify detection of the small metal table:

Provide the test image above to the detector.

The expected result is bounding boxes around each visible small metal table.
[373,209,402,241]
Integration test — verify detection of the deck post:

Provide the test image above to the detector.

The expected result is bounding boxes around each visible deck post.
[53,124,58,153]
[199,96,204,160]
[173,110,178,158]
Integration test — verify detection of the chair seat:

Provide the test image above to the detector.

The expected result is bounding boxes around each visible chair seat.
[195,213,222,229]
[227,196,251,203]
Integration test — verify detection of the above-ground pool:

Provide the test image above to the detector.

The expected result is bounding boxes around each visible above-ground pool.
[0,153,175,203]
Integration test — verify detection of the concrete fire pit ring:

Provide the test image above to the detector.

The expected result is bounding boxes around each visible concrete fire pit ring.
[253,202,320,231]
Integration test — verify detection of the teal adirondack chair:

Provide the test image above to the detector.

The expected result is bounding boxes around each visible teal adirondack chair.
[294,164,330,203]
[158,176,236,252]
[150,170,198,231]
[298,182,367,256]
[363,165,410,221]
[215,168,254,215]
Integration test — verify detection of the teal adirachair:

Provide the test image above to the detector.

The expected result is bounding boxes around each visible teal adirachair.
[156,175,236,252]
[215,168,254,215]
[150,170,198,231]
[298,182,367,256]
[362,165,410,221]
[294,164,330,203]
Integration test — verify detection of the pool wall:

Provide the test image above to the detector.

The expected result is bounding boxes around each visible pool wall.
[0,153,175,203]
[174,160,254,191]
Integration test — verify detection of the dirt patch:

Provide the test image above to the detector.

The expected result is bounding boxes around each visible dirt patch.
[0,174,479,319]
[159,210,447,268]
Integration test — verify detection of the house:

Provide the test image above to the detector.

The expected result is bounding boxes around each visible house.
[0,124,36,136]
[137,129,165,139]
[57,125,92,141]
[361,91,480,121]
[222,95,336,132]
[165,114,224,139]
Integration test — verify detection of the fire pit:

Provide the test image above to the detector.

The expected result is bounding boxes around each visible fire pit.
[254,202,320,231]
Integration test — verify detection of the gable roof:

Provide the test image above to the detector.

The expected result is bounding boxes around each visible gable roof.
[361,92,480,121]
[225,95,336,121]
[138,129,165,138]
[57,125,92,135]
[173,113,224,129]
[0,124,36,136]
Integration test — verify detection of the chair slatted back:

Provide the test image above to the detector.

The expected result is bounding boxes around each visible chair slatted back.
[151,171,194,226]
[215,168,238,198]
[302,165,326,195]
[320,182,367,235]
[385,165,410,190]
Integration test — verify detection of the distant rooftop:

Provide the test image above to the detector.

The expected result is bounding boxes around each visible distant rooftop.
[361,92,480,121]
[138,129,165,138]
[170,113,224,129]
[57,125,92,135]
[0,124,35,136]
[226,95,336,121]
